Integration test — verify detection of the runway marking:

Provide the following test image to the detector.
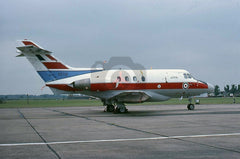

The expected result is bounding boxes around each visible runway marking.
[1,132,240,147]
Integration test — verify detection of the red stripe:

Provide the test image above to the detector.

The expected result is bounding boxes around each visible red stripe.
[46,54,57,61]
[42,62,68,69]
[22,41,39,48]
[47,83,208,92]
[46,84,79,91]
[90,82,208,91]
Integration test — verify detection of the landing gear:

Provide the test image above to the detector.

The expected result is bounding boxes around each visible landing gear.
[103,101,128,113]
[114,102,128,113]
[187,104,195,110]
[104,105,115,112]
[187,98,195,110]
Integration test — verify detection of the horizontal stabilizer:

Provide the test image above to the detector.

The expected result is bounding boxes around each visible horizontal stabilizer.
[17,45,52,54]
[16,53,25,57]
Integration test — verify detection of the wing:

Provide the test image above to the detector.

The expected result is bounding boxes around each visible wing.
[108,90,151,103]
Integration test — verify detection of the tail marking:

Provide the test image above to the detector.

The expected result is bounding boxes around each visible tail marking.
[42,62,69,69]
[22,40,40,48]
[46,54,57,61]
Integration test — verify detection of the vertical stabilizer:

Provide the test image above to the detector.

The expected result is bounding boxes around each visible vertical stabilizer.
[16,40,70,82]
[16,39,103,94]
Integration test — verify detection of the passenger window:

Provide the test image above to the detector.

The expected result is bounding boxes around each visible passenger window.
[133,76,137,81]
[117,76,121,82]
[141,76,145,82]
[125,76,129,81]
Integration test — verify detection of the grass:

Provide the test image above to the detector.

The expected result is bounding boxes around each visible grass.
[0,99,102,108]
[0,97,239,108]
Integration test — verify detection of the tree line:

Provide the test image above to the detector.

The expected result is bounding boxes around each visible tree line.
[214,84,240,97]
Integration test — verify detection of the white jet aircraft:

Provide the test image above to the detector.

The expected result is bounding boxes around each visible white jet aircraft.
[16,40,214,113]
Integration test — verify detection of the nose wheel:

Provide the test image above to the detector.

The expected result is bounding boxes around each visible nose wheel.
[187,97,195,110]
[187,104,195,110]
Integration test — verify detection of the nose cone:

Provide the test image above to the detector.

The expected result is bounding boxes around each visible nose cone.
[207,83,214,93]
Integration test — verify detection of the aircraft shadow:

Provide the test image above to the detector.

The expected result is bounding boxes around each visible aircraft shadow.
[92,109,240,117]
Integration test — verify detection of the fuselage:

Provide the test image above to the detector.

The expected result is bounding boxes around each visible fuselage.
[46,69,212,102]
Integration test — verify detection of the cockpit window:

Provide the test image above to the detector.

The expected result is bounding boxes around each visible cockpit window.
[183,73,193,79]
[183,74,188,79]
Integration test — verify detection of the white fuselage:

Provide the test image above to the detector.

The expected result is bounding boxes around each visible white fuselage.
[46,69,211,102]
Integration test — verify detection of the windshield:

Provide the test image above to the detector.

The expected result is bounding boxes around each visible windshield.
[183,73,193,79]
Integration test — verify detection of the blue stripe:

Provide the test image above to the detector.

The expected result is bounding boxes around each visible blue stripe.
[37,70,101,82]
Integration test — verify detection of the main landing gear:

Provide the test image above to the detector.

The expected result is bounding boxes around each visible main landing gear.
[105,105,115,112]
[187,98,195,110]
[104,102,128,113]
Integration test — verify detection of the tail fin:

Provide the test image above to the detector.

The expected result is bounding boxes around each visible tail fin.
[16,40,70,82]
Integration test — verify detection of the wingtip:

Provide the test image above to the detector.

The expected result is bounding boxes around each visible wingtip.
[16,53,25,57]
[16,39,44,49]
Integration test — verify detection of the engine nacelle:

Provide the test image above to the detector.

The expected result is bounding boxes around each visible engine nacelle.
[72,78,91,90]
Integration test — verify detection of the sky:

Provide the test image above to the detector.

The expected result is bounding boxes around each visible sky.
[0,0,240,95]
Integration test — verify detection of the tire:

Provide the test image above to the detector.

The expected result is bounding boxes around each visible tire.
[187,104,195,110]
[107,105,114,112]
[119,106,126,113]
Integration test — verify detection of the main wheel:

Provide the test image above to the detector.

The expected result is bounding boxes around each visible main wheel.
[113,103,128,113]
[107,105,114,112]
[187,104,195,110]
[113,106,120,114]
[119,106,126,113]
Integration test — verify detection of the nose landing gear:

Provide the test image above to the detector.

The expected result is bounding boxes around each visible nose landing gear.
[187,98,195,110]
[187,104,195,110]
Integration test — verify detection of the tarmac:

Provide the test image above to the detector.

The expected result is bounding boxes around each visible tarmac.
[0,104,240,159]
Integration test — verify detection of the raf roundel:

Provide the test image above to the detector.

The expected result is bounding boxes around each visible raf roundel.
[183,82,189,89]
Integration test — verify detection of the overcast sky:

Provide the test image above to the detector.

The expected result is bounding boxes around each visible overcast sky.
[1,0,240,95]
